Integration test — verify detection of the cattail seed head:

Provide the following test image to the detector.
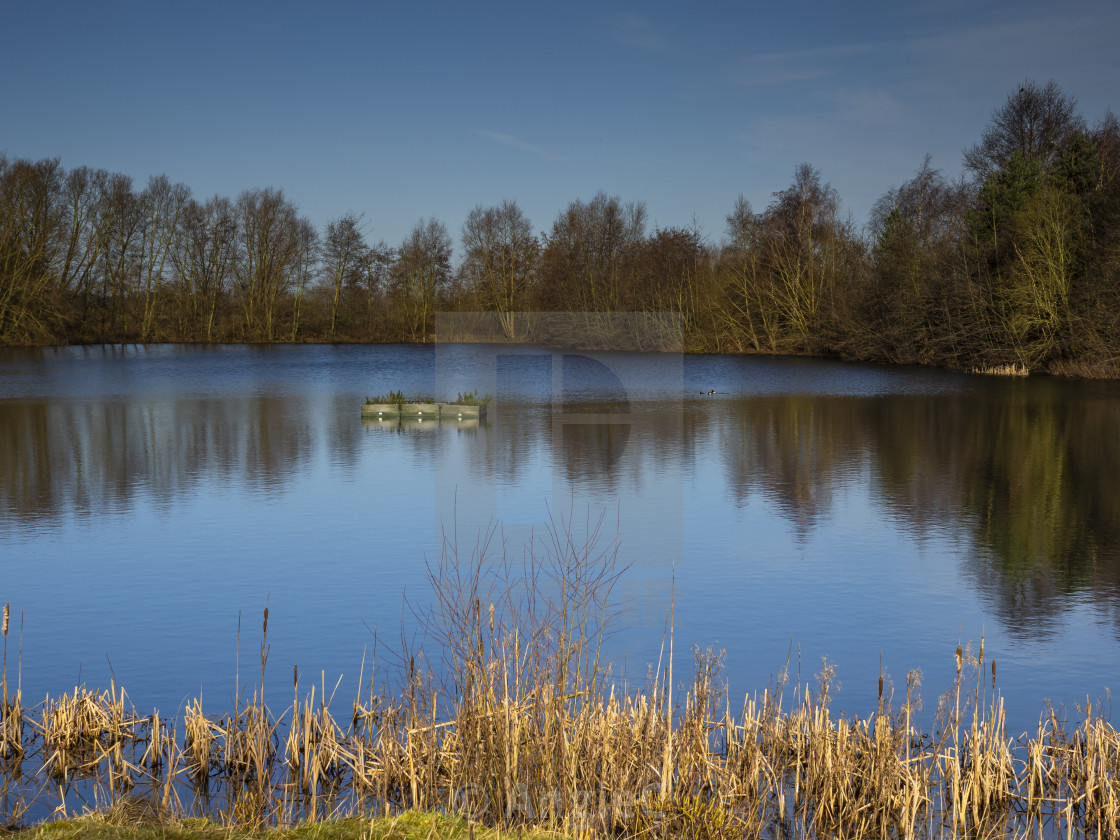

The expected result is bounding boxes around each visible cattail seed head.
[263,607,269,636]
[992,659,997,689]
[489,603,494,634]
[878,675,884,700]
[2,604,8,637]
[955,645,963,674]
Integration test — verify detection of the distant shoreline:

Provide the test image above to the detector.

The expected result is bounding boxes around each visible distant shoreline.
[4,338,1118,380]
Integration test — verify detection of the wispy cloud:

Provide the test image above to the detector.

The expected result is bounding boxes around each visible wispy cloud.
[733,41,883,87]
[611,12,670,52]
[473,130,557,161]
[830,86,905,123]
[744,42,881,65]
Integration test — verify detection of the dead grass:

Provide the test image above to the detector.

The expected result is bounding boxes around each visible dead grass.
[971,363,1031,376]
[1046,356,1120,379]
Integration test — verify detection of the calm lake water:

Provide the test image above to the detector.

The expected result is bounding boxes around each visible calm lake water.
[2,343,1119,735]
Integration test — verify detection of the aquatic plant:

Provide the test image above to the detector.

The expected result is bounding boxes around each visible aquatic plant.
[451,391,492,406]
[365,390,405,406]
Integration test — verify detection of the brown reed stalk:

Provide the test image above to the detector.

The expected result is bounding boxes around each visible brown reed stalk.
[261,607,270,704]
[2,604,8,712]
[0,605,20,772]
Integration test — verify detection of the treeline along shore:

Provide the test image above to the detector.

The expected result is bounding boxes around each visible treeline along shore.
[3,80,1119,377]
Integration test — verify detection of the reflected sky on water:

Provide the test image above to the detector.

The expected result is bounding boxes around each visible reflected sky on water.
[2,343,1119,734]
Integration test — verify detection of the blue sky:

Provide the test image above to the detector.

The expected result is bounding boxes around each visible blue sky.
[2,0,1117,254]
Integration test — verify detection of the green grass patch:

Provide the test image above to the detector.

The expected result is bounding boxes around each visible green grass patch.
[7,810,573,840]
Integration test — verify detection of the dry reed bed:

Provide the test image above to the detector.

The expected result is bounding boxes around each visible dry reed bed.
[3,518,1120,840]
[971,364,1032,377]
[1,628,1117,837]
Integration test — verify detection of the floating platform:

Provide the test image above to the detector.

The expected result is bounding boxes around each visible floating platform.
[400,402,439,418]
[361,402,488,420]
[441,403,486,420]
[362,415,480,432]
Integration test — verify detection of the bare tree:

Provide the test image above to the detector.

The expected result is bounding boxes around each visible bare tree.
[629,224,709,339]
[288,217,318,341]
[174,195,237,341]
[1004,184,1084,367]
[356,240,394,338]
[57,167,112,324]
[716,196,780,351]
[540,192,646,312]
[964,79,1085,181]
[868,156,970,363]
[233,188,311,341]
[0,157,65,342]
[137,175,190,340]
[460,199,539,338]
[758,163,851,342]
[1093,110,1120,191]
[95,173,143,337]
[390,217,452,341]
[322,212,369,337]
